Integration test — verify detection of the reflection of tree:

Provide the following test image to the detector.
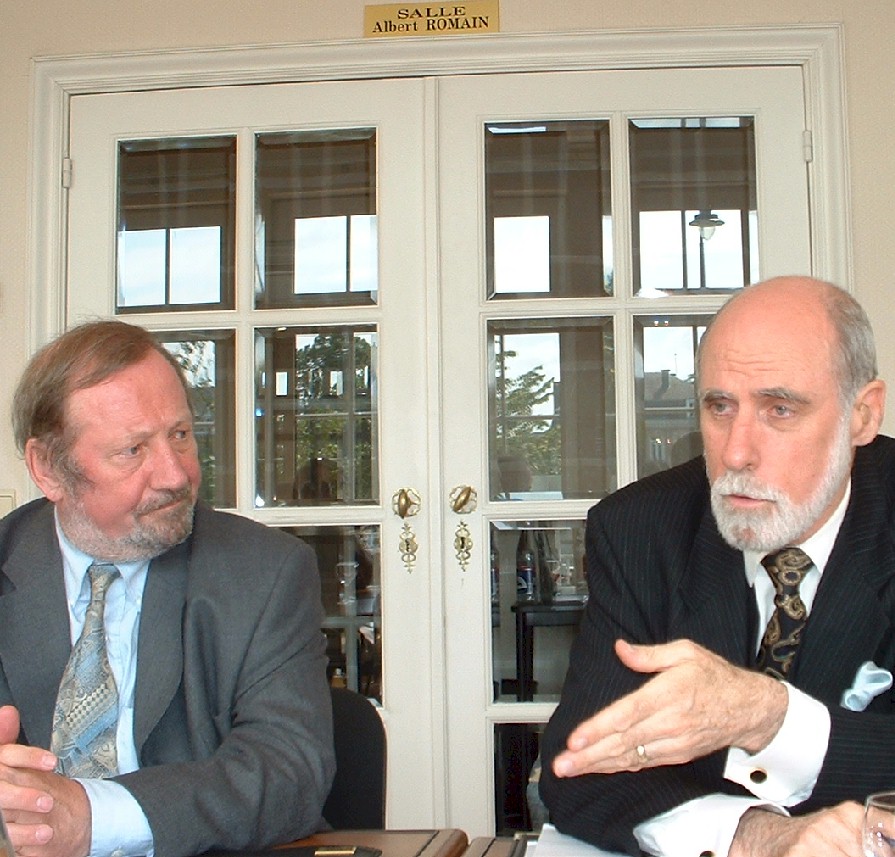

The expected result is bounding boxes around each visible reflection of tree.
[294,332,374,502]
[165,339,217,503]
[496,351,560,479]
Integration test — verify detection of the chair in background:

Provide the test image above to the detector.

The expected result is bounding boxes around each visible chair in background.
[323,687,387,829]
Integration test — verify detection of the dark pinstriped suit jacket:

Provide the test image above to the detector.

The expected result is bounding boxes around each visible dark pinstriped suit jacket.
[0,499,335,857]
[540,435,895,855]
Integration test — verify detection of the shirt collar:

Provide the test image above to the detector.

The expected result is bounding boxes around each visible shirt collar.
[743,478,851,586]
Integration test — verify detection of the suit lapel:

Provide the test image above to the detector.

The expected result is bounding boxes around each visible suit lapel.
[132,539,189,751]
[675,510,755,666]
[0,502,72,748]
[794,455,895,701]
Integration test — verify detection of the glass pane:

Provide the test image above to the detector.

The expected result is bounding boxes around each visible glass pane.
[158,330,236,508]
[255,326,378,507]
[488,318,615,501]
[630,117,757,296]
[485,120,612,299]
[634,315,710,478]
[494,722,546,836]
[491,520,586,703]
[281,525,381,702]
[117,137,235,311]
[255,129,378,308]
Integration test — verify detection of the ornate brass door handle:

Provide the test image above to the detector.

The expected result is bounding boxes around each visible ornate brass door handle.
[449,485,477,571]
[392,488,421,571]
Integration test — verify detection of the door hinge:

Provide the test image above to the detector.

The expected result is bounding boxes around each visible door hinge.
[802,130,813,164]
[62,157,73,189]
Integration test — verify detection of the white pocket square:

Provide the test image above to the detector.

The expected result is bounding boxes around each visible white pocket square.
[841,661,893,712]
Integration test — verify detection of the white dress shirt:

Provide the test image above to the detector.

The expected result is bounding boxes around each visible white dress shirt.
[633,483,850,857]
[56,517,154,857]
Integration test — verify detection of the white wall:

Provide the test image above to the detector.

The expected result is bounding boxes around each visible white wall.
[2,1,894,500]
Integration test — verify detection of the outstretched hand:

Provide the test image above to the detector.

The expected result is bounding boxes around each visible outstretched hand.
[552,639,789,777]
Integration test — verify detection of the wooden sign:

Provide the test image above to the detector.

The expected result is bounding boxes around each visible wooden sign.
[364,2,499,38]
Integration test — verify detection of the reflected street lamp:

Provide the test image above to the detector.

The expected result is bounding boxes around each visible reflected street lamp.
[689,211,725,288]
[688,210,725,242]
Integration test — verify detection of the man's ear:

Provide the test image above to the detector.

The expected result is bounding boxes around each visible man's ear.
[24,438,66,502]
[851,379,886,447]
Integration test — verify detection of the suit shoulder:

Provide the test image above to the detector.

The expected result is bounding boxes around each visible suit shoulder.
[857,434,895,469]
[189,504,316,569]
[853,435,895,509]
[592,456,708,523]
[184,506,318,600]
[0,498,54,561]
[190,505,313,563]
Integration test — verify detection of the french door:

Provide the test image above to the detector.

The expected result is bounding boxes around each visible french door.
[66,65,810,835]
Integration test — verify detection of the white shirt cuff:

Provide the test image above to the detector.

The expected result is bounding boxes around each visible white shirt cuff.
[725,682,830,805]
[634,795,786,857]
[78,778,154,857]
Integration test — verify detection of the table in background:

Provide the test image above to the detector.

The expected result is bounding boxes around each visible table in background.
[281,829,468,857]
[511,600,586,701]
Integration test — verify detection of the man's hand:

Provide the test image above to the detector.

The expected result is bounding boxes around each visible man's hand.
[552,639,789,777]
[0,707,22,745]
[730,803,864,857]
[0,706,91,857]
[5,771,91,857]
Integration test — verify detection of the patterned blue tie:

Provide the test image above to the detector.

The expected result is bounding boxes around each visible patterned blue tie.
[51,563,120,778]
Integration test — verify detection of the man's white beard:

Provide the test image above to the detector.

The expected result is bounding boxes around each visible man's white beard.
[709,417,853,552]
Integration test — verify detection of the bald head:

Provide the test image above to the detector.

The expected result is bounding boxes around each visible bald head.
[698,276,878,407]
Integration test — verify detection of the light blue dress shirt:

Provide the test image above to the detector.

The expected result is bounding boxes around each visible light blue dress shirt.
[56,517,155,857]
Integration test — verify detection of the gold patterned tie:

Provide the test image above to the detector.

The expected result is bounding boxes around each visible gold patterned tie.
[51,563,120,778]
[756,547,813,679]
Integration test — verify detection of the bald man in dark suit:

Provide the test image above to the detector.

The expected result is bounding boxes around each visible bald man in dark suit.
[541,277,890,857]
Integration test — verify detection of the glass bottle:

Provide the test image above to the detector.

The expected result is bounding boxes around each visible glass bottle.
[516,529,536,601]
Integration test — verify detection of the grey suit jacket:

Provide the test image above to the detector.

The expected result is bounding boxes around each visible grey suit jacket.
[540,435,895,855]
[0,499,335,857]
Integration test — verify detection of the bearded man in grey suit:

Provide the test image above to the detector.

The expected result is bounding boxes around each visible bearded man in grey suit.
[541,277,893,857]
[0,321,335,857]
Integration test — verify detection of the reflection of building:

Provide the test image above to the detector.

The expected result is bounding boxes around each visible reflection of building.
[642,369,699,471]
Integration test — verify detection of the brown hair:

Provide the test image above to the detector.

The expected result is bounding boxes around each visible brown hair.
[13,320,191,485]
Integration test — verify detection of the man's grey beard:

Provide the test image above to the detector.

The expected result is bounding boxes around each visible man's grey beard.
[709,418,853,552]
[59,487,196,563]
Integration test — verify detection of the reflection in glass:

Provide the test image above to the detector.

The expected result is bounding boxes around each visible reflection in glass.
[630,117,757,295]
[489,318,615,501]
[491,519,586,703]
[494,722,546,835]
[255,129,377,308]
[281,525,381,701]
[485,120,612,299]
[634,315,710,478]
[255,326,378,507]
[158,330,236,508]
[117,137,236,311]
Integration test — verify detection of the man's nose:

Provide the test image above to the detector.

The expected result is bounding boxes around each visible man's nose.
[720,415,760,472]
[151,440,193,488]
